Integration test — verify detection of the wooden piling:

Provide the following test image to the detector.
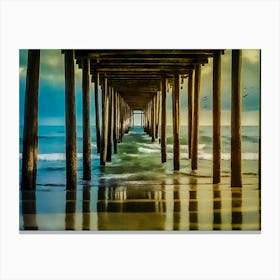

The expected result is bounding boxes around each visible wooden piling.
[161,76,167,163]
[213,51,221,184]
[100,77,109,165]
[82,58,91,180]
[21,50,40,190]
[191,64,201,170]
[64,50,77,189]
[155,93,159,139]
[94,73,101,153]
[173,72,180,170]
[151,97,155,142]
[157,92,161,140]
[119,97,124,141]
[231,50,242,187]
[188,70,193,159]
[106,87,112,162]
[113,90,118,153]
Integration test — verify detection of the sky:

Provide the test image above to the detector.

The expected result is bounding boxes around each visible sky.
[19,49,260,126]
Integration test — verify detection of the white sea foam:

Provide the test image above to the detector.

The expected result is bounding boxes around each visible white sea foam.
[19,153,99,161]
[166,152,258,160]
[138,147,159,153]
[141,143,161,150]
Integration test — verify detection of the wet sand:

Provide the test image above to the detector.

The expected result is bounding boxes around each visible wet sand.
[20,128,260,231]
[20,175,260,231]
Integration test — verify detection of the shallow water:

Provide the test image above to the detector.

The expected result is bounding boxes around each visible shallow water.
[19,127,260,231]
[20,182,260,231]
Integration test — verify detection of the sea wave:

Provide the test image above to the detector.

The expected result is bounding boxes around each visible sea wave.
[166,152,258,160]
[19,153,99,161]
[138,147,159,153]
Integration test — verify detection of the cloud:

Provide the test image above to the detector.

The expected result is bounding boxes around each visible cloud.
[242,49,260,64]
[19,49,83,86]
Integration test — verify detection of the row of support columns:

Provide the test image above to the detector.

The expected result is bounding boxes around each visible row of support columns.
[100,78,131,166]
[143,50,242,186]
[21,50,244,191]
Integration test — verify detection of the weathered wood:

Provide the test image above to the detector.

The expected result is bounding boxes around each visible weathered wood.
[82,58,91,180]
[161,76,167,163]
[90,65,195,73]
[100,78,109,165]
[173,72,180,170]
[119,97,124,141]
[106,87,112,162]
[151,97,155,142]
[64,50,77,189]
[213,51,221,184]
[187,70,193,159]
[191,64,201,170]
[94,73,101,153]
[157,92,161,139]
[116,93,121,142]
[155,93,159,139]
[21,50,40,190]
[113,90,118,153]
[231,50,242,187]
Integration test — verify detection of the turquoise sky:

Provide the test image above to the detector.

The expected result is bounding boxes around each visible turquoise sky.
[19,49,260,126]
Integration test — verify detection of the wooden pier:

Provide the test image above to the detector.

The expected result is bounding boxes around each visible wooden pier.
[21,49,244,190]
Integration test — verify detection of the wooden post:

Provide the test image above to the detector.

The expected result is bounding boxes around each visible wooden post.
[119,97,124,141]
[116,93,121,142]
[161,76,167,163]
[157,92,161,140]
[213,51,222,184]
[64,50,77,189]
[21,50,40,190]
[231,50,242,187]
[106,87,112,162]
[173,72,180,170]
[82,58,91,180]
[188,70,193,159]
[151,97,155,142]
[113,90,118,153]
[94,73,101,153]
[132,111,134,127]
[100,77,108,165]
[191,64,201,170]
[155,93,159,139]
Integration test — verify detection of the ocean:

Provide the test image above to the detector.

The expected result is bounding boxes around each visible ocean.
[19,125,260,231]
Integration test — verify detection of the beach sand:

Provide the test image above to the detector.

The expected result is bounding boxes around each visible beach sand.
[20,174,260,231]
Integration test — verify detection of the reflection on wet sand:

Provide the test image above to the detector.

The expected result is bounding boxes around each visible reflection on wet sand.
[213,186,222,230]
[82,186,91,230]
[20,179,261,231]
[21,191,38,230]
[231,188,242,230]
[65,190,76,230]
[189,178,198,230]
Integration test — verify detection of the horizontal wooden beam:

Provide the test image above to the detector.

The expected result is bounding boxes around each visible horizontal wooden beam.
[90,58,208,66]
[89,66,194,73]
[75,49,216,59]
